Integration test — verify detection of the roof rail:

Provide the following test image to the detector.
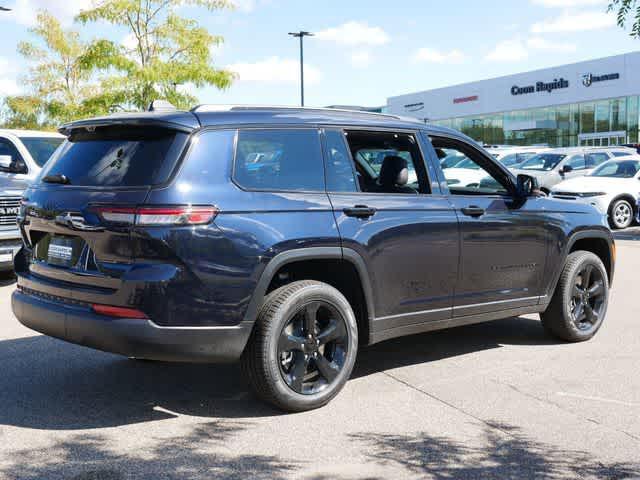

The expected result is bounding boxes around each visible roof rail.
[190,104,422,123]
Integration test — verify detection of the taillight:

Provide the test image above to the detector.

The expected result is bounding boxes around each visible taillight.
[92,205,218,226]
[92,304,148,319]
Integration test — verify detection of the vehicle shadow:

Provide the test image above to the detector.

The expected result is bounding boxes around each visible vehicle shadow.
[0,270,16,287]
[353,315,560,379]
[613,229,640,241]
[0,316,557,430]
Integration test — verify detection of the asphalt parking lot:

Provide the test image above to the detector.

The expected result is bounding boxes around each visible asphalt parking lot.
[0,240,639,480]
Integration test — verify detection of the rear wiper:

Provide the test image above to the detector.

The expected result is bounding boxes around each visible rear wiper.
[42,174,70,185]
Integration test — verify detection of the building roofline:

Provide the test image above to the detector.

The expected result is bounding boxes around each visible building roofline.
[387,50,640,101]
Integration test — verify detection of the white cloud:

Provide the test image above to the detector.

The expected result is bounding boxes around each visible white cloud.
[531,10,615,33]
[0,57,21,97]
[227,56,321,85]
[120,33,138,51]
[350,50,372,68]
[485,39,529,62]
[0,77,21,96]
[527,36,576,52]
[412,47,466,64]
[531,0,605,7]
[315,21,390,47]
[6,0,92,26]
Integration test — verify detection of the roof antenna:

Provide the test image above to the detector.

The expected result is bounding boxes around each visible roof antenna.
[148,100,176,112]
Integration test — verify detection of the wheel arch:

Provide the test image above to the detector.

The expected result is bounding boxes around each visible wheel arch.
[243,247,375,345]
[566,230,615,283]
[545,230,615,300]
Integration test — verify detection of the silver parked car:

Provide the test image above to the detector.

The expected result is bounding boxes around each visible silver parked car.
[0,129,64,270]
[511,147,635,193]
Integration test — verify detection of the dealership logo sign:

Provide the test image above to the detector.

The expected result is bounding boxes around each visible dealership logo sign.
[404,102,424,112]
[453,95,478,104]
[511,78,569,96]
[581,72,620,87]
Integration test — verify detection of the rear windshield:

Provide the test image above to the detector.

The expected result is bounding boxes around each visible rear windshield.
[40,126,187,187]
[18,137,64,167]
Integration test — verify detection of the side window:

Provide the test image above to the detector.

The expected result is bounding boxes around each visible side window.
[430,136,511,196]
[586,153,609,168]
[0,139,27,174]
[341,130,427,194]
[566,155,586,170]
[324,130,357,192]
[234,129,324,191]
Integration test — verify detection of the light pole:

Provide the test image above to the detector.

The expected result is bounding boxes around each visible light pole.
[288,31,313,107]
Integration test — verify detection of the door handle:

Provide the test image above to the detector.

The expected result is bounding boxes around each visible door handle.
[343,205,376,218]
[461,206,485,217]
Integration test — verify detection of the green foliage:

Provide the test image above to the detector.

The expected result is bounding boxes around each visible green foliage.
[77,0,236,110]
[608,0,640,38]
[1,11,110,129]
[1,96,48,130]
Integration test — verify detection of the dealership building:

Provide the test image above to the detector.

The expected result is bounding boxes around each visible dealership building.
[386,51,640,147]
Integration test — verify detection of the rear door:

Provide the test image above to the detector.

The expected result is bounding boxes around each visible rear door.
[323,128,459,334]
[18,124,189,291]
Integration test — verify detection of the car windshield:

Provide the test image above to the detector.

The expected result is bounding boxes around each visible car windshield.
[452,158,481,170]
[18,136,64,167]
[519,153,566,171]
[590,159,640,178]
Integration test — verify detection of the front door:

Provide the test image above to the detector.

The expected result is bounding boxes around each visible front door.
[323,128,459,333]
[428,134,550,317]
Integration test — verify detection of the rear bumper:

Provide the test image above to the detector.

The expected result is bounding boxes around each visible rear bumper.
[11,289,254,363]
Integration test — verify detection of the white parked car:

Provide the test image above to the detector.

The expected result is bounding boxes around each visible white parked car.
[511,147,634,194]
[0,129,64,270]
[0,129,65,189]
[551,156,640,229]
[443,157,488,187]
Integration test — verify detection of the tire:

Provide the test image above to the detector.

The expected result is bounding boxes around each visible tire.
[609,199,634,229]
[541,251,609,342]
[241,280,358,412]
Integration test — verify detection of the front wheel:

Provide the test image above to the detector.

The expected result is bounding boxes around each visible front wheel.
[609,199,634,229]
[241,280,358,412]
[541,251,609,342]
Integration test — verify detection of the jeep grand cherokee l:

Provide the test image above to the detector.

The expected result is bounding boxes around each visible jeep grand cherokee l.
[12,106,615,412]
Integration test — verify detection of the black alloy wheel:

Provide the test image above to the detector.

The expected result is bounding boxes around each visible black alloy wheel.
[278,300,349,395]
[570,263,606,331]
[541,250,609,342]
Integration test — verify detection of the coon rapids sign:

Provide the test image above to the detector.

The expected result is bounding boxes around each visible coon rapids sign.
[511,78,570,96]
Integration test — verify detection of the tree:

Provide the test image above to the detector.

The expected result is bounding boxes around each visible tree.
[77,0,236,111]
[1,11,109,129]
[608,0,640,38]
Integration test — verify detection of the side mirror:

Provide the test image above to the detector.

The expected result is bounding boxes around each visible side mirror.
[0,155,12,170]
[561,165,573,174]
[516,174,539,197]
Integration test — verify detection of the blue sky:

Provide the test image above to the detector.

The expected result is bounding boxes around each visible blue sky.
[1,0,639,108]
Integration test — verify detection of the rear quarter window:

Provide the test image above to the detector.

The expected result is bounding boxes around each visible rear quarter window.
[40,126,188,187]
[233,128,325,191]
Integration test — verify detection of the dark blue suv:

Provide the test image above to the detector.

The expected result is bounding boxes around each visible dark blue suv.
[12,106,615,411]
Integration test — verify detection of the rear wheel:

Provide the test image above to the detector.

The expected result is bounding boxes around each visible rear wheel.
[609,199,634,229]
[241,280,358,412]
[541,251,608,342]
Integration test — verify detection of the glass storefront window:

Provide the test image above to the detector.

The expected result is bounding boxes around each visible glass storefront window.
[595,101,610,133]
[581,103,595,134]
[430,96,639,147]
